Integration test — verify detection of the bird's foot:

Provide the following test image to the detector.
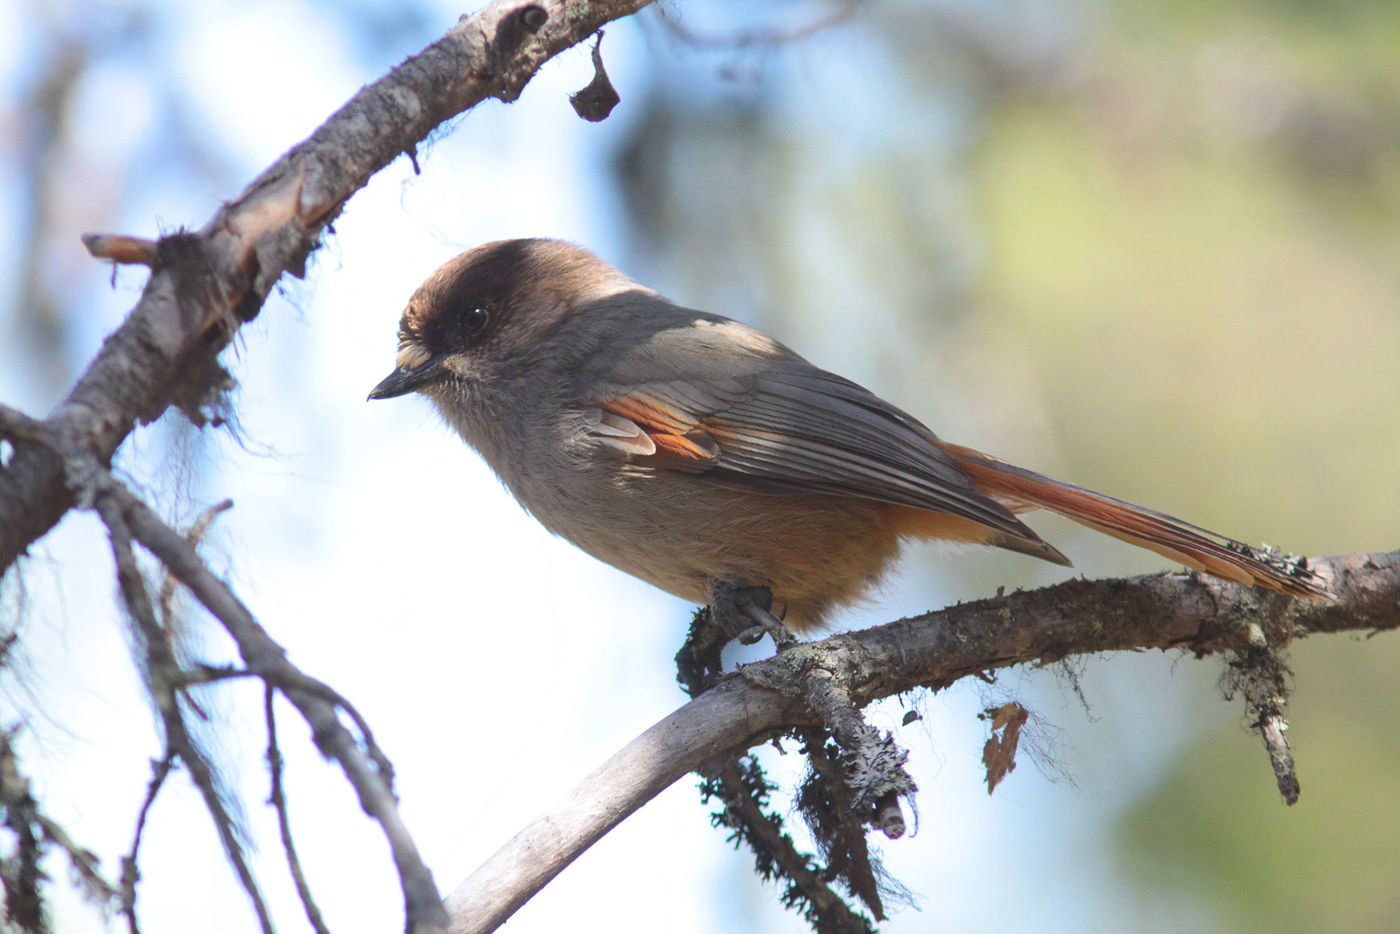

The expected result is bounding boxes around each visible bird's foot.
[676,580,796,698]
[709,580,797,652]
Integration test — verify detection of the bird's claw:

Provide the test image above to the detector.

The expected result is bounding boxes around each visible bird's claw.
[710,580,796,651]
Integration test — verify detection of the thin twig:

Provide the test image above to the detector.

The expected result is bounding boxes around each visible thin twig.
[157,498,232,625]
[121,753,175,934]
[81,234,159,267]
[265,686,331,934]
[0,404,50,447]
[1225,627,1300,804]
[96,496,275,934]
[29,809,116,908]
[99,479,443,930]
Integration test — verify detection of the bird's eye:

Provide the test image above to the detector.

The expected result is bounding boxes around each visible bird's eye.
[463,306,490,336]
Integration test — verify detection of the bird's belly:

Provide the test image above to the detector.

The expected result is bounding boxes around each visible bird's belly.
[519,470,905,632]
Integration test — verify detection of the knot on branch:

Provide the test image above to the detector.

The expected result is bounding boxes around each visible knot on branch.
[62,446,104,509]
[485,5,551,102]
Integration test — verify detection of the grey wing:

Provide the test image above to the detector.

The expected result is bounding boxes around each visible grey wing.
[705,365,1020,531]
[583,316,1030,538]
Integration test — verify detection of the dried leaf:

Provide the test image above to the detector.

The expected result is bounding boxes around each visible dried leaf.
[981,703,1029,794]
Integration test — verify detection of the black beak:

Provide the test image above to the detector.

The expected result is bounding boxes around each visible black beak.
[367,357,448,400]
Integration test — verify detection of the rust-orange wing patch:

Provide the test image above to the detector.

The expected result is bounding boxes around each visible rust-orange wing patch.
[591,390,721,470]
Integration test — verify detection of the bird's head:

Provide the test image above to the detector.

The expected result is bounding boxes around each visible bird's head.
[368,238,638,403]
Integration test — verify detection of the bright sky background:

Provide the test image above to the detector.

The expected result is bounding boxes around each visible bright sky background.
[5,1,1371,932]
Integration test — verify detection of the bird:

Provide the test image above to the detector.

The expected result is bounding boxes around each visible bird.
[369,238,1325,633]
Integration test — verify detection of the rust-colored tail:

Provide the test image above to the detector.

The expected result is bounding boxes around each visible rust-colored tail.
[942,443,1327,597]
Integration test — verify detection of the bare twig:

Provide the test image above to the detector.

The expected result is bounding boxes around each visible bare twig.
[81,234,159,267]
[265,686,330,934]
[1224,628,1300,804]
[444,672,795,934]
[121,754,175,934]
[156,498,232,625]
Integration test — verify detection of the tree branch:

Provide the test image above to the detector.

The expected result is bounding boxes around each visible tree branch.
[445,551,1398,933]
[96,494,276,934]
[98,479,451,932]
[0,0,658,574]
[0,401,449,929]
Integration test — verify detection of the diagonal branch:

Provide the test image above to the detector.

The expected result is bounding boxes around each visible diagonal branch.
[0,0,659,574]
[445,551,1399,933]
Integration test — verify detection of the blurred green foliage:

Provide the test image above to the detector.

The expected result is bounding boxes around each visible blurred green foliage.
[959,2,1400,929]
